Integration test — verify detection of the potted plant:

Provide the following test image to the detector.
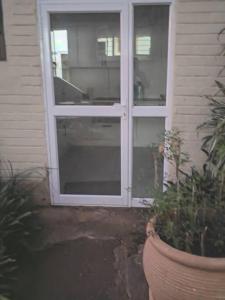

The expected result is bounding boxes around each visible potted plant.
[143,82,225,300]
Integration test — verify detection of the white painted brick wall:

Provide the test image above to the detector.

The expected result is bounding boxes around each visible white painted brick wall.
[0,0,224,175]
[0,0,47,173]
[173,0,225,168]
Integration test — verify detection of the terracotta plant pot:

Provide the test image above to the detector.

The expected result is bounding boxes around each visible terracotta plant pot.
[143,222,225,300]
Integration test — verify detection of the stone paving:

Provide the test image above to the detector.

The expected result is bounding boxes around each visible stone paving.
[14,207,149,300]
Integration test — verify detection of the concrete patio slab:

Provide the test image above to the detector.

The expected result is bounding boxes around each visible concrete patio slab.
[14,207,149,300]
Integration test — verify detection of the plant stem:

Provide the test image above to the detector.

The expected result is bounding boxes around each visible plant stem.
[200,226,208,256]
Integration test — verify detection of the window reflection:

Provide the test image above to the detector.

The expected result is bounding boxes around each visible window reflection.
[51,30,68,78]
[133,117,165,198]
[50,13,120,106]
[134,5,169,106]
[136,36,151,56]
[57,117,121,195]
[97,37,120,57]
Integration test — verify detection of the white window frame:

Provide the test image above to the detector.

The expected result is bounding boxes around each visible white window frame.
[128,0,175,207]
[37,0,175,207]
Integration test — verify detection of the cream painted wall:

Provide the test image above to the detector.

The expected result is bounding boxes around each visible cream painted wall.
[0,0,225,174]
[0,0,47,174]
[172,0,225,169]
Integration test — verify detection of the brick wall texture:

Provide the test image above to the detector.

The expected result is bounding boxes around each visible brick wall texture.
[0,0,47,173]
[0,0,225,173]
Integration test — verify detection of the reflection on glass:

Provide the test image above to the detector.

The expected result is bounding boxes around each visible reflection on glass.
[132,117,165,198]
[51,30,68,78]
[133,5,169,106]
[57,117,121,195]
[50,13,120,105]
[136,36,151,55]
[97,37,120,57]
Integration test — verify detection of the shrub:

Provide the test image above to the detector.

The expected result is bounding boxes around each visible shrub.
[153,165,225,257]
[151,82,225,257]
[0,250,16,299]
[0,165,40,298]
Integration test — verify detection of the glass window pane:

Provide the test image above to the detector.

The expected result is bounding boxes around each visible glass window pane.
[133,117,165,198]
[50,13,120,106]
[133,5,169,106]
[57,117,121,195]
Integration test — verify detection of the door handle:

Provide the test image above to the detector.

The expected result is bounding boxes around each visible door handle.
[113,103,128,119]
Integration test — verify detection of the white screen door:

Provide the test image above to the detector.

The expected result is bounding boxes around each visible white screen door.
[39,0,172,206]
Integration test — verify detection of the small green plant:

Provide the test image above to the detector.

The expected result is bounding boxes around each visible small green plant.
[151,83,225,257]
[199,81,225,175]
[153,164,225,257]
[0,249,16,299]
[0,296,10,300]
[0,164,41,298]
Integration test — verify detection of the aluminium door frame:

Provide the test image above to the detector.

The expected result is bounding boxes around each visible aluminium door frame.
[39,1,130,206]
[128,0,174,207]
[37,0,174,207]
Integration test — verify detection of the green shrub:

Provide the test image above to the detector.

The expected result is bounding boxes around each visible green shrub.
[153,166,225,257]
[0,250,16,299]
[150,82,225,257]
[200,81,225,175]
[0,296,11,300]
[0,166,40,298]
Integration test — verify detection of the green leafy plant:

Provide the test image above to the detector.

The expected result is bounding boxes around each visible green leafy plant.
[151,108,225,257]
[0,164,41,298]
[147,70,225,257]
[149,26,225,258]
[0,296,10,300]
[200,82,225,175]
[0,249,16,299]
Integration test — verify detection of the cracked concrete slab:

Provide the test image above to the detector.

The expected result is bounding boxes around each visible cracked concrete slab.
[14,207,149,300]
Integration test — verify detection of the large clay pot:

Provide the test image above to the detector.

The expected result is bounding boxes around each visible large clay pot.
[143,225,225,300]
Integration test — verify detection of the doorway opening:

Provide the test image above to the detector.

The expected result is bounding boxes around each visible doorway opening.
[39,1,172,206]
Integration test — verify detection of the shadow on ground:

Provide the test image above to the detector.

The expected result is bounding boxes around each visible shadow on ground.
[14,207,149,300]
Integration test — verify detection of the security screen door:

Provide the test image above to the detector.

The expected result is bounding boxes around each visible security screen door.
[40,1,171,206]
